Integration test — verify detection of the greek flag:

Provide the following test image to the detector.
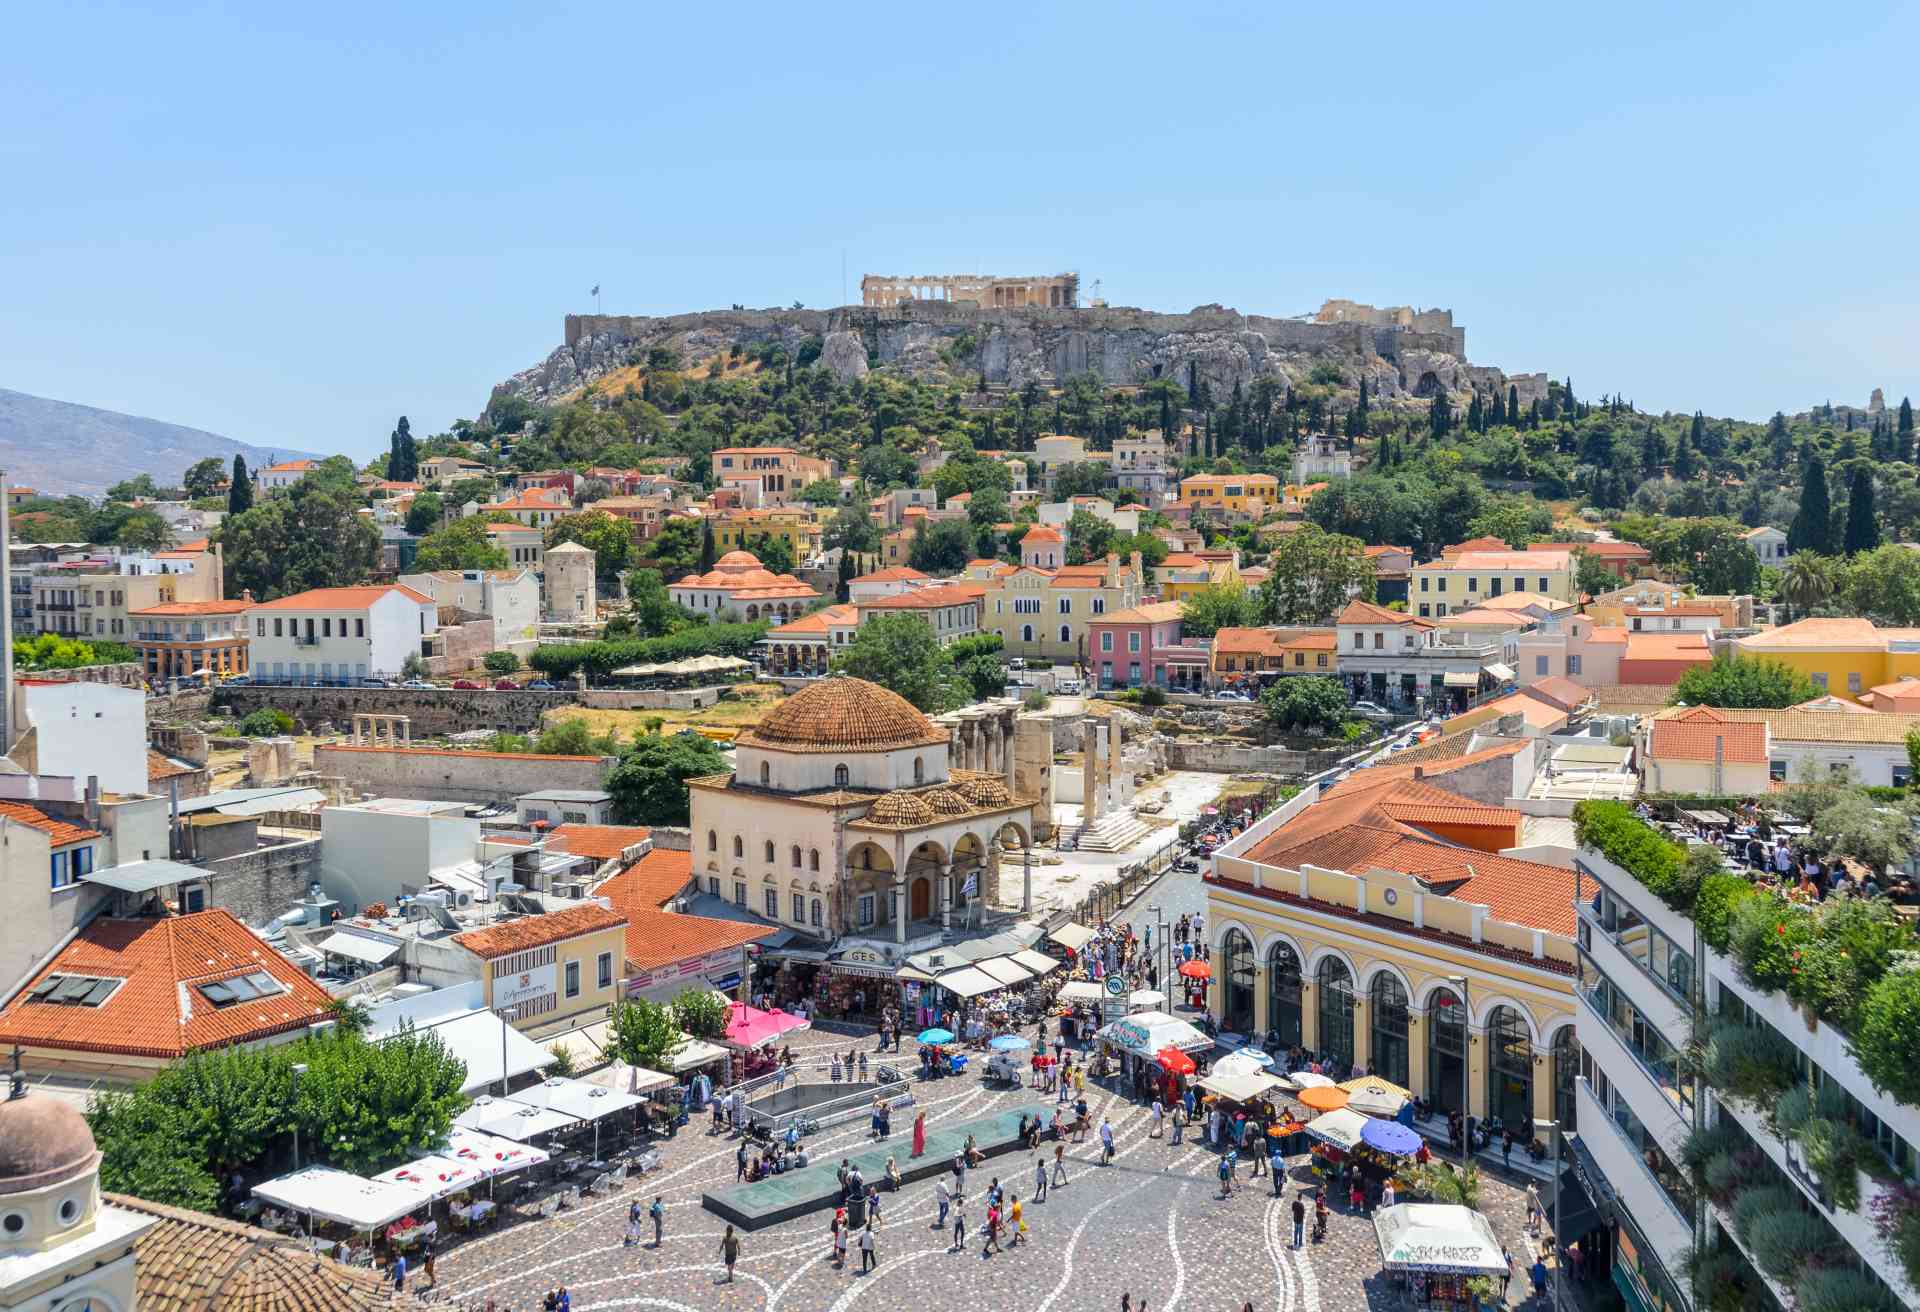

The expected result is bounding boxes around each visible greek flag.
[961,871,978,898]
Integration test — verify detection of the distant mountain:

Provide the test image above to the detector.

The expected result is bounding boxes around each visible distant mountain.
[0,387,324,498]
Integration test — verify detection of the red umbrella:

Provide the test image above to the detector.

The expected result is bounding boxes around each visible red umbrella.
[1177,959,1211,980]
[1156,1046,1196,1075]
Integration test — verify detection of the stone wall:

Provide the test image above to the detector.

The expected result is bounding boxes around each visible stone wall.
[576,687,723,711]
[1160,740,1350,775]
[215,685,579,735]
[201,837,324,926]
[423,617,495,677]
[314,743,615,804]
[146,689,214,722]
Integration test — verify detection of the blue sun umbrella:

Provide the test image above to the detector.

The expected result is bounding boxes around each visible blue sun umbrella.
[1360,1118,1424,1157]
[989,1035,1031,1051]
[1231,1046,1276,1068]
[917,1028,956,1045]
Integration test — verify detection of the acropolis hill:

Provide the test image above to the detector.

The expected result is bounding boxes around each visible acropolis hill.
[492,291,1549,413]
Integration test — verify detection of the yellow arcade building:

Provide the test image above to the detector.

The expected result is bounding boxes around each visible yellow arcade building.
[1203,755,1581,1133]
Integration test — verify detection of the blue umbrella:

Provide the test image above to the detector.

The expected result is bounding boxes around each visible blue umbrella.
[917,1028,955,1045]
[989,1035,1031,1051]
[1360,1118,1423,1157]
[1232,1046,1276,1068]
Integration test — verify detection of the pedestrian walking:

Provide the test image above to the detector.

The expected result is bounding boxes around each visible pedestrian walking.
[1171,1103,1186,1145]
[1218,1150,1235,1197]
[720,1225,742,1282]
[830,1210,845,1267]
[625,1201,641,1248]
[935,1176,952,1228]
[1502,1130,1513,1169]
[950,1202,967,1251]
[650,1195,665,1247]
[736,1141,749,1182]
[1500,1246,1514,1299]
[391,1253,407,1294]
[1034,1154,1048,1202]
[952,1150,966,1200]
[1150,1100,1164,1138]
[1008,1193,1025,1247]
[981,1203,1002,1255]
[1291,1195,1306,1247]
[1270,1144,1286,1197]
[1099,1117,1116,1165]
[1053,1143,1068,1186]
[859,1221,877,1272]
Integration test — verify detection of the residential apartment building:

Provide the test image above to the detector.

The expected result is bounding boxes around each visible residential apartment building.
[1337,599,1514,710]
[1529,539,1651,580]
[127,598,251,681]
[1177,473,1280,523]
[847,566,929,602]
[1290,435,1352,482]
[980,553,1144,665]
[1112,433,1173,497]
[255,459,318,491]
[1409,549,1576,617]
[854,584,981,646]
[1085,601,1208,690]
[1036,497,1142,536]
[709,447,833,506]
[1516,613,1629,687]
[1644,702,1920,788]
[398,567,541,652]
[589,494,673,542]
[710,507,819,561]
[1573,816,1918,1310]
[1587,582,1754,631]
[1731,617,1920,702]
[420,453,491,485]
[470,486,570,529]
[246,584,438,683]
[1153,552,1240,601]
[30,544,223,642]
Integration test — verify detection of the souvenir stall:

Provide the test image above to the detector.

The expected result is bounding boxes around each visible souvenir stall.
[1092,1010,1213,1088]
[818,946,896,1019]
[1195,1068,1298,1152]
[1373,1203,1509,1310]
[1054,980,1105,1043]
[916,1026,964,1078]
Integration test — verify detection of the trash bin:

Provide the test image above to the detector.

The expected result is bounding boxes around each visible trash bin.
[845,1193,867,1229]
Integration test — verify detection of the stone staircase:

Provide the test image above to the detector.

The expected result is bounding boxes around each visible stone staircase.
[1072,812,1155,853]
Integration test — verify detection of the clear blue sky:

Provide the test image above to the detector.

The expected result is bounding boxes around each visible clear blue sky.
[5,2,1915,460]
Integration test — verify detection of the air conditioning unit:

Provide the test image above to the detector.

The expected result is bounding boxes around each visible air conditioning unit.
[551,881,585,900]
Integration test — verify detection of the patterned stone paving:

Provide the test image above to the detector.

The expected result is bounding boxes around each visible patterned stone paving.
[432,1026,1546,1312]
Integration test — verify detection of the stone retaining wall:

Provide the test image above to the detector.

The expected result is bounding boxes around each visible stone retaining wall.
[315,743,614,804]
[214,685,579,735]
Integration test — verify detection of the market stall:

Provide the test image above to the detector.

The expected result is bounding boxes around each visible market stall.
[1094,1009,1213,1093]
[1340,1075,1413,1121]
[1373,1202,1509,1310]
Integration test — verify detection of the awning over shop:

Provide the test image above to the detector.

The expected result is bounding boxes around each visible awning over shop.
[1011,949,1060,976]
[1047,922,1097,951]
[1373,1203,1508,1275]
[1443,670,1482,688]
[1094,1010,1213,1057]
[1057,981,1105,1003]
[1338,1076,1411,1118]
[397,1010,556,1095]
[895,964,940,984]
[1303,1107,1370,1151]
[975,957,1032,987]
[252,1168,430,1231]
[1485,663,1516,682]
[934,966,1000,998]
[509,1076,646,1122]
[670,1035,730,1072]
[315,930,402,967]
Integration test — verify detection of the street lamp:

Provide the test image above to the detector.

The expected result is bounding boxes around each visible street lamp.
[1534,1117,1563,1311]
[1445,974,1471,1169]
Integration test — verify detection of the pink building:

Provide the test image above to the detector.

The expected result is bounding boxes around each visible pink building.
[1514,613,1627,687]
[1086,601,1207,690]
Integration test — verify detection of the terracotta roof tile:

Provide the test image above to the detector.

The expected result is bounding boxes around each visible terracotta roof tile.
[854,566,929,583]
[147,749,203,782]
[735,677,948,754]
[620,906,775,971]
[547,824,653,861]
[130,600,253,616]
[1647,706,1768,763]
[858,585,983,610]
[1337,599,1429,627]
[0,910,333,1059]
[0,800,101,846]
[1736,617,1883,649]
[452,903,627,959]
[595,847,694,911]
[769,603,858,636]
[1021,525,1063,543]
[250,585,433,611]
[1659,705,1920,746]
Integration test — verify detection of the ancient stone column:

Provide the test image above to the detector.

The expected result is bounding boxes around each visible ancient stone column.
[1082,719,1106,827]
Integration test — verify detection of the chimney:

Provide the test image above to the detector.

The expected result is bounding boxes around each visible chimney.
[85,773,101,829]
[1412,766,1424,780]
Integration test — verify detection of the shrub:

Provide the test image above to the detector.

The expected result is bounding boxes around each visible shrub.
[1794,1265,1897,1312]
[1728,891,1816,993]
[526,621,767,680]
[1692,871,1757,953]
[1868,1182,1920,1292]
[1139,685,1168,707]
[1799,1115,1873,1210]
[545,1044,577,1078]
[1022,689,1050,711]
[1730,1186,1798,1243]
[237,707,294,737]
[1851,965,1920,1105]
[1749,1207,1830,1280]
[1571,800,1694,910]
[1701,1020,1798,1103]
[483,650,519,676]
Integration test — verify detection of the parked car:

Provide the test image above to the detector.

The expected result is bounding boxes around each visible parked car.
[400,679,433,689]
[524,679,555,690]
[493,679,518,690]
[1350,700,1395,722]
[451,679,483,690]
[359,677,391,688]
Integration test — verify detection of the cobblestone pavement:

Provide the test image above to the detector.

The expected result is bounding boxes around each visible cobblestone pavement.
[432,1026,1544,1312]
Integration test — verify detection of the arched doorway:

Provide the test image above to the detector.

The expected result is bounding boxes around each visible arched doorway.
[1428,988,1467,1116]
[1369,973,1410,1088]
[1316,958,1355,1070]
[1221,930,1255,1035]
[1552,1027,1580,1131]
[1266,943,1302,1049]
[1487,1005,1533,1131]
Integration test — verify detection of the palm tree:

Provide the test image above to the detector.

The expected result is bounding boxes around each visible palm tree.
[1779,554,1837,621]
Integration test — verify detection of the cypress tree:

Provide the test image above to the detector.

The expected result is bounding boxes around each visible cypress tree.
[1467,391,1483,433]
[1159,393,1173,439]
[1689,411,1706,449]
[836,550,855,602]
[1672,427,1695,478]
[1429,391,1452,439]
[1788,452,1833,555]
[699,521,716,572]
[1640,427,1665,474]
[1489,387,1506,426]
[228,456,253,515]
[1508,384,1520,425]
[1900,397,1915,462]
[1354,377,1369,436]
[1844,466,1881,555]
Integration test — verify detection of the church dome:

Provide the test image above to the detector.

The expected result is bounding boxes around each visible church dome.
[0,1091,100,1196]
[867,791,935,826]
[739,678,949,754]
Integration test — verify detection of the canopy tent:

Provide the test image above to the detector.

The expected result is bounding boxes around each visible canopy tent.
[1297,1086,1351,1113]
[1303,1108,1372,1151]
[934,966,1000,999]
[1485,663,1516,683]
[917,1028,956,1045]
[1212,1051,1273,1081]
[454,1095,581,1142]
[1373,1203,1509,1275]
[1360,1119,1424,1156]
[976,957,1033,987]
[1155,1046,1196,1076]
[1057,981,1105,1004]
[670,1035,730,1073]
[397,1010,557,1095]
[721,1002,810,1050]
[1011,949,1060,977]
[1339,1076,1411,1118]
[1176,960,1211,980]
[1227,1046,1276,1069]
[1442,670,1481,688]
[1047,922,1098,951]
[314,930,403,967]
[579,1062,674,1097]
[372,1153,486,1201]
[610,655,754,678]
[510,1077,647,1158]
[1284,1071,1336,1090]
[1094,1010,1213,1058]
[1197,1070,1287,1104]
[443,1126,551,1178]
[252,1167,430,1231]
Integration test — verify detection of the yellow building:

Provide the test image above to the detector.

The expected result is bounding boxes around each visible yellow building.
[1205,747,1580,1128]
[1409,549,1576,616]
[980,552,1144,665]
[711,508,819,561]
[1732,617,1920,703]
[1153,552,1240,601]
[1177,473,1280,522]
[452,903,630,1038]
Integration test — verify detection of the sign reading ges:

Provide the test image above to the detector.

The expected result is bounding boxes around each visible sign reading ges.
[495,963,557,1009]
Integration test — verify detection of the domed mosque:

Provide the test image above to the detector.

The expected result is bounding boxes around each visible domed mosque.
[688,677,1047,1007]
[666,549,820,624]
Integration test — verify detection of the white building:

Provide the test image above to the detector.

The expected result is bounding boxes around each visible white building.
[246,584,437,684]
[1037,497,1142,536]
[1291,435,1354,482]
[543,542,597,622]
[0,1094,153,1312]
[400,567,541,650]
[1112,434,1172,497]
[11,679,149,794]
[1741,524,1789,566]
[853,585,981,647]
[254,458,318,491]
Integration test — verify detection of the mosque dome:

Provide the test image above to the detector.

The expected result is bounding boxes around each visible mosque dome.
[739,678,948,754]
[0,1091,100,1196]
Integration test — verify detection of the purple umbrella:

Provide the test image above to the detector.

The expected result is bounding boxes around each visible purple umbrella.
[1360,1118,1423,1156]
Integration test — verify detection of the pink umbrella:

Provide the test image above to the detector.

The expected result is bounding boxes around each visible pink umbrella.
[723,1001,812,1049]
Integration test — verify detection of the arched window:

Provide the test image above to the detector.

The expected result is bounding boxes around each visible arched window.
[1059,624,1071,644]
[811,898,822,926]
[1427,988,1468,1116]
[1315,958,1355,1071]
[707,830,717,851]
[834,764,850,787]
[759,761,770,786]
[1022,624,1033,643]
[763,840,775,863]
[1551,1027,1580,1131]
[913,757,924,784]
[1488,1005,1533,1131]
[732,836,743,858]
[791,845,802,868]
[809,849,820,872]
[1221,929,1255,1034]
[1266,943,1302,1049]
[1369,973,1410,1088]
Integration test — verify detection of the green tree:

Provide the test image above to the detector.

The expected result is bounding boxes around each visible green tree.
[227,454,253,515]
[1465,500,1536,549]
[1844,466,1880,555]
[292,1026,466,1174]
[411,516,511,572]
[546,509,635,587]
[827,501,882,555]
[1050,462,1113,500]
[907,519,974,575]
[237,707,295,736]
[1257,523,1376,624]
[483,650,520,676]
[1260,676,1352,733]
[115,508,174,551]
[182,456,226,499]
[404,490,444,535]
[743,532,795,576]
[836,551,855,602]
[648,517,705,577]
[699,520,716,572]
[1788,452,1834,555]
[1179,580,1258,637]
[798,478,844,506]
[538,717,619,755]
[831,613,955,711]
[1670,652,1818,708]
[670,986,730,1039]
[1779,553,1840,620]
[1570,547,1620,598]
[216,473,380,600]
[626,567,685,636]
[1843,545,1920,625]
[607,998,686,1073]
[947,632,1007,701]
[606,732,730,824]
[1064,509,1116,565]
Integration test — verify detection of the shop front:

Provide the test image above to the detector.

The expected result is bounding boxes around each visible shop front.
[627,945,751,1006]
[820,945,899,1017]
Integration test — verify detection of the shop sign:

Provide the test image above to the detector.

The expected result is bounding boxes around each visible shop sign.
[496,963,556,1009]
[629,947,741,995]
[830,946,895,979]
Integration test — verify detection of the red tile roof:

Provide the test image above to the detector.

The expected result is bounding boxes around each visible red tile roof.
[547,824,653,861]
[0,800,100,847]
[619,907,775,972]
[0,910,333,1058]
[1521,676,1595,712]
[452,903,628,960]
[858,585,982,610]
[594,848,694,911]
[1337,599,1430,627]
[249,585,432,610]
[130,600,252,616]
[1022,525,1063,543]
[1647,706,1768,764]
[854,566,929,583]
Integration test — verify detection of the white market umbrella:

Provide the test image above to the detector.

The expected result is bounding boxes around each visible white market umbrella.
[1303,1107,1371,1152]
[1373,1203,1508,1274]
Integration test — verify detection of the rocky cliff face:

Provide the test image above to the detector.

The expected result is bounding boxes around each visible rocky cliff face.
[492,302,1532,411]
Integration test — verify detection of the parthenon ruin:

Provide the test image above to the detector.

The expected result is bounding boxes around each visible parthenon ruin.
[862,272,1079,309]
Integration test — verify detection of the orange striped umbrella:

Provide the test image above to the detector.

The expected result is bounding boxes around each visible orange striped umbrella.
[1295,1085,1350,1113]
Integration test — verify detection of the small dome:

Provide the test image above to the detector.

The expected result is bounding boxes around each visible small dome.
[715,550,762,568]
[867,791,935,826]
[739,678,948,754]
[924,787,972,817]
[958,776,1013,807]
[0,1091,100,1196]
